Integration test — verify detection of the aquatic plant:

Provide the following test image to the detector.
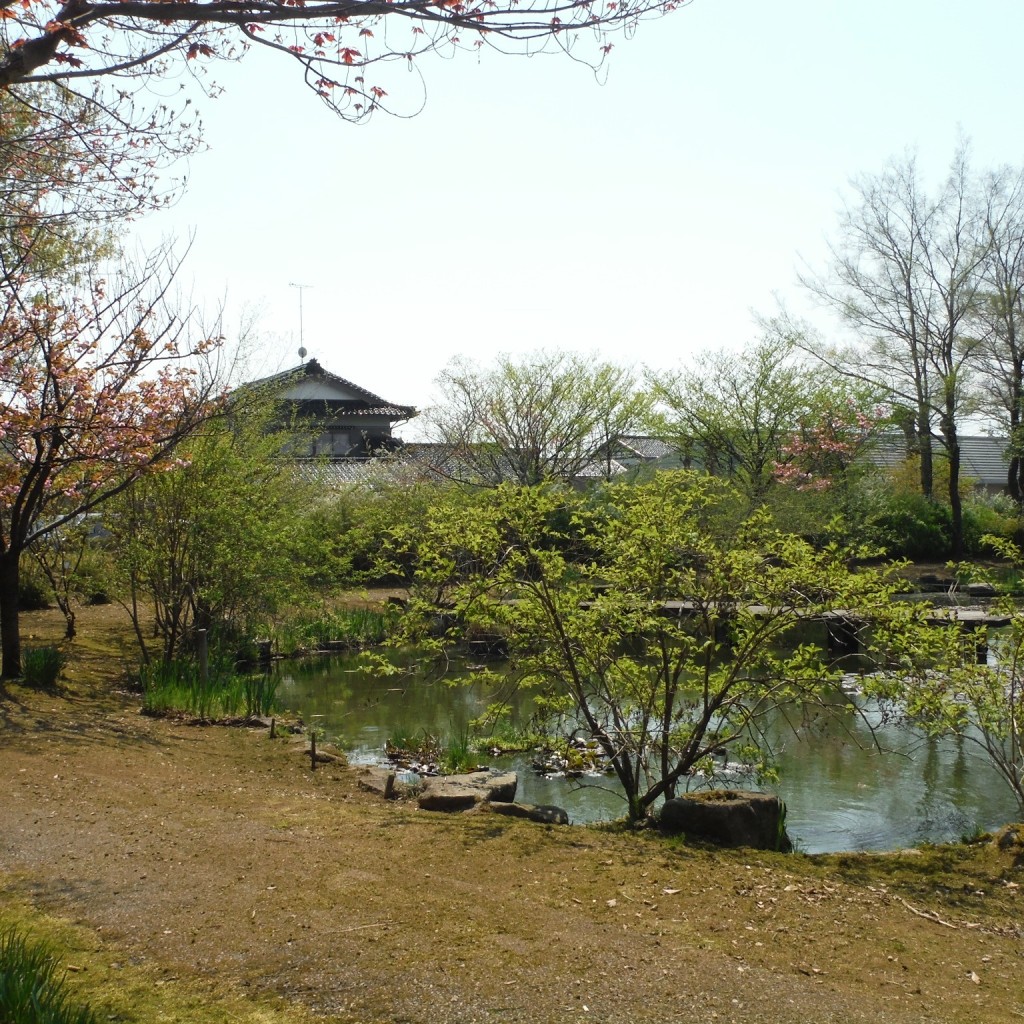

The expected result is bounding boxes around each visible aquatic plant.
[279,606,400,653]
[140,656,280,719]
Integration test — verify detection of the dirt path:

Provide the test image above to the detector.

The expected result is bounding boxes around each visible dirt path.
[1,607,1022,1023]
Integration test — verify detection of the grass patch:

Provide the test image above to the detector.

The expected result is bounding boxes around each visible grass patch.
[139,656,279,719]
[0,923,98,1024]
[276,606,399,654]
[21,646,67,689]
[0,901,316,1024]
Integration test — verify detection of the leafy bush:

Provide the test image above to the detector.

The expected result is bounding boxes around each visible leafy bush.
[962,492,1021,555]
[18,576,52,611]
[871,491,953,560]
[21,647,66,688]
[0,925,98,1024]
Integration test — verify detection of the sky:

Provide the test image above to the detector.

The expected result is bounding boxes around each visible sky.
[131,0,1024,435]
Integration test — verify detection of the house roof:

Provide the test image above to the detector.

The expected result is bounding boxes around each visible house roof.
[612,435,679,461]
[871,435,1010,487]
[245,358,417,421]
[293,456,439,489]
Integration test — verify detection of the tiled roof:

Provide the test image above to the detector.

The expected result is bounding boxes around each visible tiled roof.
[293,457,441,489]
[243,359,417,419]
[614,435,678,460]
[871,435,1010,486]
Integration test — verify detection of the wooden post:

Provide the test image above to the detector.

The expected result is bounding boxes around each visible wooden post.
[310,730,317,771]
[197,628,209,684]
[269,717,276,740]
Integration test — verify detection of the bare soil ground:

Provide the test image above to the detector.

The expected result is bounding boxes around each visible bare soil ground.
[1,605,1022,1024]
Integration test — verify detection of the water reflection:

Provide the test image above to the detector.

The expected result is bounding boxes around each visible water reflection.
[278,652,1020,854]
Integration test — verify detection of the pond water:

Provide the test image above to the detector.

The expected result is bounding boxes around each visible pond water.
[277,651,1020,854]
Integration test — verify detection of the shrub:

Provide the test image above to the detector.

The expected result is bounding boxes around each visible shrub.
[18,577,52,611]
[0,925,98,1024]
[872,491,953,560]
[21,647,66,688]
[962,493,1021,556]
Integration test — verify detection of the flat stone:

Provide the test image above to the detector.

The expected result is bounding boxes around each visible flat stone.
[418,783,485,812]
[357,766,416,799]
[417,770,518,812]
[489,802,570,825]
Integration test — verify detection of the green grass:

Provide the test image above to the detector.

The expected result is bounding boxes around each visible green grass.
[21,646,66,688]
[440,724,478,773]
[139,656,280,719]
[0,901,315,1024]
[276,606,399,654]
[0,924,98,1024]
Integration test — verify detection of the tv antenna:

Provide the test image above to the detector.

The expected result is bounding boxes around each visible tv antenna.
[289,282,313,359]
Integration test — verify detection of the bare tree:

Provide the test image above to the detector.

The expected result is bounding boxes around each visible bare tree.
[973,166,1024,500]
[802,147,990,557]
[423,351,649,486]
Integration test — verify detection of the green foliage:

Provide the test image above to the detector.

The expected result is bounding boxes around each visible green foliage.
[20,646,66,688]
[139,656,279,719]
[382,471,907,823]
[0,924,98,1024]
[440,724,477,773]
[961,492,1021,555]
[426,351,651,485]
[18,571,52,611]
[650,333,883,507]
[865,537,1024,812]
[106,399,335,662]
[277,606,399,654]
[869,490,954,560]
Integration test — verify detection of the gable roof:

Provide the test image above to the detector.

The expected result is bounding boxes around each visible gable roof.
[245,358,417,420]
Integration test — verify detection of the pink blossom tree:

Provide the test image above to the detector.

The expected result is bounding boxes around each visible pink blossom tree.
[773,401,887,493]
[1,0,694,127]
[0,250,220,678]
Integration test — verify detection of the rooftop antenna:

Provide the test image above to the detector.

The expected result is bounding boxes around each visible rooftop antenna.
[289,282,313,361]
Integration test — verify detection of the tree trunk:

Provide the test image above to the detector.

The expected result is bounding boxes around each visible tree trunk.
[917,408,934,498]
[943,417,964,560]
[1010,391,1024,503]
[0,550,23,679]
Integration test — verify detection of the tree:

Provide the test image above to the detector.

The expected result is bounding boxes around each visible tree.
[422,351,650,486]
[866,541,1024,814]
[973,165,1024,500]
[0,248,219,677]
[383,473,905,823]
[802,148,990,558]
[0,0,694,125]
[649,333,866,506]
[106,398,331,663]
[0,84,193,286]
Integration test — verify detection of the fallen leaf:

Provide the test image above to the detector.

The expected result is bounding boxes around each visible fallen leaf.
[969,971,981,985]
[662,887,681,895]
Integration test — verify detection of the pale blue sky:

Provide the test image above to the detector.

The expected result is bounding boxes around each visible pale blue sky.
[133,0,1024,427]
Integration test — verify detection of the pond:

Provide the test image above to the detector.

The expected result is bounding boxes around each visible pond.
[277,651,1021,854]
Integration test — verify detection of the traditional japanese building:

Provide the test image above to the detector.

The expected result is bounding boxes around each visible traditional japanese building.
[248,358,417,460]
